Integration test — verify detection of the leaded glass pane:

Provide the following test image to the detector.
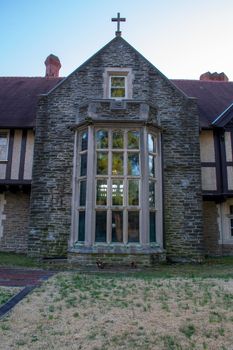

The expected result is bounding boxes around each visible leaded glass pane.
[79,181,86,206]
[97,152,108,175]
[96,180,107,206]
[95,211,107,242]
[111,77,125,87]
[148,134,156,153]
[112,211,123,242]
[128,153,140,176]
[112,130,124,149]
[128,211,139,242]
[81,131,88,151]
[128,180,139,206]
[96,130,108,149]
[149,181,155,208]
[111,88,125,98]
[150,211,156,242]
[80,153,87,176]
[128,131,139,149]
[112,180,123,206]
[112,152,123,175]
[78,211,85,242]
[148,155,155,178]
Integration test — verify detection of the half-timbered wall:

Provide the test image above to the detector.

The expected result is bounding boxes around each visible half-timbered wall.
[200,130,217,191]
[225,131,233,191]
[0,129,34,183]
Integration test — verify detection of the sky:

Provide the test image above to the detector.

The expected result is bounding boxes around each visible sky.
[1,0,233,81]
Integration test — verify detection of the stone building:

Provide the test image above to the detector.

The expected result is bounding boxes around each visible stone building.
[0,29,233,266]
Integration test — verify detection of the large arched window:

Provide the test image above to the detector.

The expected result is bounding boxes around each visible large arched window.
[71,124,163,250]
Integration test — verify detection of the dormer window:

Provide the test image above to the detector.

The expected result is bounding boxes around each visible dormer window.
[110,76,126,98]
[103,68,134,100]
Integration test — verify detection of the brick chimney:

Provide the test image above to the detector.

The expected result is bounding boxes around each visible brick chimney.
[45,54,61,78]
[200,71,228,82]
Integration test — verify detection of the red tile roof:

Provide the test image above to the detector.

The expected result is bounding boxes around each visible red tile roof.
[172,80,233,128]
[0,77,62,128]
[0,77,233,129]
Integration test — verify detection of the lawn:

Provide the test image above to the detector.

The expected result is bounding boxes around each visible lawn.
[0,267,233,350]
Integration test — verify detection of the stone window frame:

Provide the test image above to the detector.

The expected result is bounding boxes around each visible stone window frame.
[218,199,233,244]
[0,130,9,162]
[103,68,134,100]
[71,123,163,250]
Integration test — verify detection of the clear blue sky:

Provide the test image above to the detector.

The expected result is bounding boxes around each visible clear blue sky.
[1,0,233,80]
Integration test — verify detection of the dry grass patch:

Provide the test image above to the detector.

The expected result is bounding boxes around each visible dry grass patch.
[0,273,233,350]
[0,286,21,307]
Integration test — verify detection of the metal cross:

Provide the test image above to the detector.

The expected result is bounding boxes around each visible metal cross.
[111,12,126,36]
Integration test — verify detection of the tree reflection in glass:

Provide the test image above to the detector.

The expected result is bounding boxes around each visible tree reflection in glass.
[128,180,139,205]
[112,130,124,149]
[148,155,155,178]
[96,130,108,149]
[112,152,123,175]
[96,180,107,205]
[128,211,139,242]
[112,211,123,242]
[148,134,156,153]
[128,153,140,176]
[112,180,123,205]
[97,152,108,175]
[128,131,139,149]
[149,181,155,207]
[81,131,88,151]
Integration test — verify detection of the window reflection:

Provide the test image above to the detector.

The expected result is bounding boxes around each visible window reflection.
[80,153,87,176]
[81,131,88,151]
[96,180,107,205]
[148,134,156,153]
[112,152,123,175]
[97,152,108,175]
[95,211,107,242]
[112,211,123,242]
[149,181,155,207]
[96,130,108,149]
[112,180,124,206]
[79,181,86,206]
[112,130,124,149]
[128,131,139,149]
[128,180,139,206]
[128,153,140,176]
[148,155,155,178]
[128,211,139,242]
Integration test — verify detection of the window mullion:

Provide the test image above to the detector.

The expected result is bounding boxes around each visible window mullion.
[141,127,149,245]
[85,126,95,245]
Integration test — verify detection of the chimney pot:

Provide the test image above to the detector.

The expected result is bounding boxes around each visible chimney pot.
[200,71,228,82]
[45,54,61,78]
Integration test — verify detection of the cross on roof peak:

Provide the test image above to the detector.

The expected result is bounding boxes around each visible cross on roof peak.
[111,12,126,37]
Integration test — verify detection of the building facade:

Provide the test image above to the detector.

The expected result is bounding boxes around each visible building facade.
[0,35,233,265]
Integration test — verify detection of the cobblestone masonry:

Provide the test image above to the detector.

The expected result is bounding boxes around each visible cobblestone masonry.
[28,36,203,262]
[0,192,30,253]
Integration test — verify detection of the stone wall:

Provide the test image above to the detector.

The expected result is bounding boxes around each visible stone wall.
[203,201,221,256]
[29,36,203,261]
[0,191,30,253]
